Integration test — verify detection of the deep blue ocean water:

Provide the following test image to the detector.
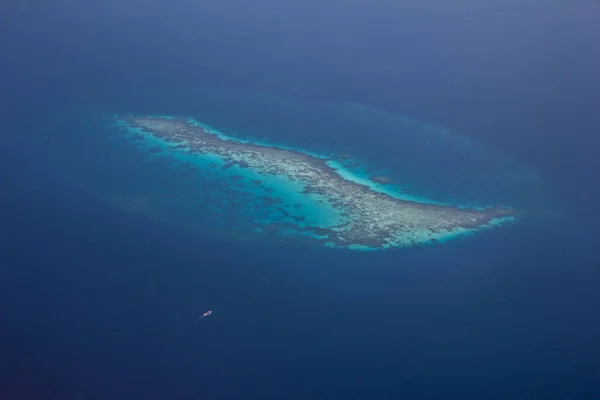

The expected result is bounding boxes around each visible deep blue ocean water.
[1,1,599,399]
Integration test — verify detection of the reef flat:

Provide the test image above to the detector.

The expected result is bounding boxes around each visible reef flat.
[117,115,516,250]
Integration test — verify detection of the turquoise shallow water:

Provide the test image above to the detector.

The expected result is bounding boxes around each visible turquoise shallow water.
[105,113,522,249]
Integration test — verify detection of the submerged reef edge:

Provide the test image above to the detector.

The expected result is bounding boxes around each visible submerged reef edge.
[111,114,517,251]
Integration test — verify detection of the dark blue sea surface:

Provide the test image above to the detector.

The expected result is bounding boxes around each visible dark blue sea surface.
[1,1,599,399]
